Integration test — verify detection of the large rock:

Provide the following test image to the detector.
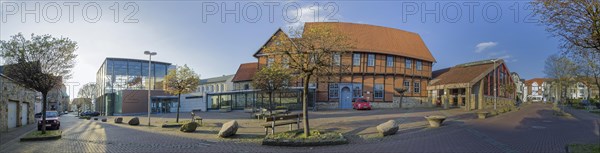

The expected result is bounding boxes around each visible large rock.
[128,117,140,126]
[376,120,399,136]
[218,120,239,138]
[180,122,200,132]
[114,117,123,123]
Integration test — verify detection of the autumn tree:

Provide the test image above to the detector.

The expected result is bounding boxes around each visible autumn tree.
[252,64,292,114]
[533,0,600,54]
[0,33,77,134]
[77,83,97,111]
[163,65,200,123]
[263,25,353,137]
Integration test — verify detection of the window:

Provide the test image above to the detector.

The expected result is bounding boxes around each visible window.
[367,54,375,66]
[244,84,250,90]
[267,57,274,67]
[220,84,224,92]
[414,81,421,93]
[416,60,422,70]
[333,53,341,66]
[282,57,289,68]
[329,83,339,98]
[353,53,361,66]
[374,84,384,98]
[353,86,362,98]
[386,56,394,67]
[405,58,412,69]
[404,80,411,93]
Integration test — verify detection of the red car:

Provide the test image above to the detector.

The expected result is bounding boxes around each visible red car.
[353,98,372,110]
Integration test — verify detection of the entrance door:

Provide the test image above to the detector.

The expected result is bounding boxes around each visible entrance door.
[21,103,28,126]
[340,87,352,109]
[8,102,17,128]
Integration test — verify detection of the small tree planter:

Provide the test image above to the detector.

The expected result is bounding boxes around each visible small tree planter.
[425,115,446,128]
[476,111,489,119]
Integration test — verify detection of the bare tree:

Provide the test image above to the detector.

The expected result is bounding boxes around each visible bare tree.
[533,0,600,53]
[163,65,200,123]
[544,54,579,102]
[572,50,600,98]
[77,83,97,111]
[263,25,354,137]
[252,64,292,115]
[0,33,77,134]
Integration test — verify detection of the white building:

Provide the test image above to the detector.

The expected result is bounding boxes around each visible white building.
[511,72,527,103]
[569,82,589,99]
[526,78,548,102]
[177,74,235,112]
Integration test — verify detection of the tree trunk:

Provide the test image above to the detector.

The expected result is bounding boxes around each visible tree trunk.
[399,94,403,109]
[302,75,311,137]
[41,92,48,134]
[176,93,181,123]
[269,91,273,115]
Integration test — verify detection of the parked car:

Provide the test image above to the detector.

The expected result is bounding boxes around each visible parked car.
[353,98,372,110]
[37,111,60,130]
[80,111,100,116]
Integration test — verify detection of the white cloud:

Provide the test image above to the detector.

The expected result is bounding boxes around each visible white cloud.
[475,42,498,53]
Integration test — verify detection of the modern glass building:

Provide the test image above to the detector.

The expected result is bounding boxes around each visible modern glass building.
[205,87,316,111]
[95,58,175,116]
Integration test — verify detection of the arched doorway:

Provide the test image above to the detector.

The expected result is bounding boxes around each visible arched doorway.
[340,87,352,109]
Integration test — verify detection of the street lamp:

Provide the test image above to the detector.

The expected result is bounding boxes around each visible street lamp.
[144,51,157,126]
[492,59,499,110]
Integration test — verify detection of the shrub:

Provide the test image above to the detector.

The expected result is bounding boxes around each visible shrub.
[489,110,498,116]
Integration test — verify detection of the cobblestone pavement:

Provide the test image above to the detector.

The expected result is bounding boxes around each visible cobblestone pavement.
[1,104,597,153]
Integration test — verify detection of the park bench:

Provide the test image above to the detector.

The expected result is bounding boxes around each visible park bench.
[262,113,303,135]
[254,108,290,119]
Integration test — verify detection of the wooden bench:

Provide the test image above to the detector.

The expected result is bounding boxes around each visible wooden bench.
[254,109,290,119]
[262,113,303,135]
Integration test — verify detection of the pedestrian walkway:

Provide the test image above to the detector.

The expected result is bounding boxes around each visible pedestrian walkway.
[0,123,35,146]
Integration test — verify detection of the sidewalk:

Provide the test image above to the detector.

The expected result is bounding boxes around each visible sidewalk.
[0,123,35,146]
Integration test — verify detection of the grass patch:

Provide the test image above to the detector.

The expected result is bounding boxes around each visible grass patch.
[568,144,600,153]
[263,130,348,146]
[20,130,61,141]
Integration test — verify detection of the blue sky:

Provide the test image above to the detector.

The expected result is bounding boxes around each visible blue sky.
[0,1,559,98]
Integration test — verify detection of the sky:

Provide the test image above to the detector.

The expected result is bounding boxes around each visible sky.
[0,0,560,99]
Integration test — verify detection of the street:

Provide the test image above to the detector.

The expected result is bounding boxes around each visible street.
[0,103,598,153]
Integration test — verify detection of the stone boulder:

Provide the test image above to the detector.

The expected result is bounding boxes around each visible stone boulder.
[101,118,107,122]
[218,120,239,138]
[114,117,123,123]
[128,117,140,126]
[180,122,200,132]
[376,120,399,136]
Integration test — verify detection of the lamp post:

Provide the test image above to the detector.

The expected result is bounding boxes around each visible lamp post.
[492,59,498,110]
[144,51,157,126]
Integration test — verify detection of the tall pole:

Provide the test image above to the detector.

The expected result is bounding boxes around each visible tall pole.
[144,51,157,126]
[148,55,151,126]
[493,60,497,110]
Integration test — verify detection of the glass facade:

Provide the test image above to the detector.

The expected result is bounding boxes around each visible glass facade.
[95,58,174,115]
[206,88,316,110]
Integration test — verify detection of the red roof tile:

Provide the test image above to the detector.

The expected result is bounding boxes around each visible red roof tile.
[232,62,258,82]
